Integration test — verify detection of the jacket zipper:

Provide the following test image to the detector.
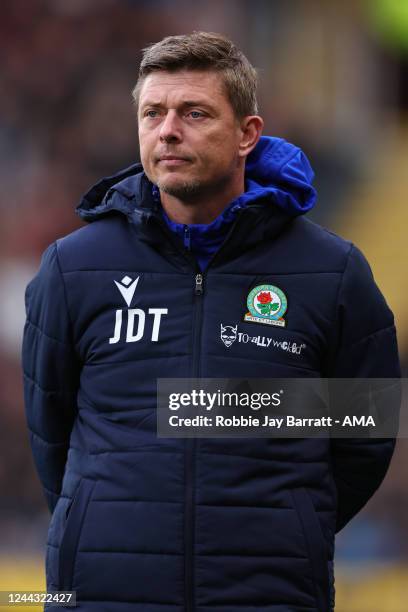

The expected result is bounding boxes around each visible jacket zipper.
[184,212,250,608]
[147,215,201,611]
[186,272,204,612]
[149,210,252,611]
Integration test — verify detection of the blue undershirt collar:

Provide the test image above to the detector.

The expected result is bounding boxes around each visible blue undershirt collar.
[152,183,258,271]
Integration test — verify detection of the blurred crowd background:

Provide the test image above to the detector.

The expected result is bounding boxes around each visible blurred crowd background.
[0,0,407,610]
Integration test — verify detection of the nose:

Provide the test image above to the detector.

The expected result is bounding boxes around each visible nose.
[159,110,182,143]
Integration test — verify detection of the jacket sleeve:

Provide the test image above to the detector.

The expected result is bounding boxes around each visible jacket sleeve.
[22,242,80,514]
[328,245,400,532]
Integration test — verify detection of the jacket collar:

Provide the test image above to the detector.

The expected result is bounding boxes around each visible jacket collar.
[76,136,317,266]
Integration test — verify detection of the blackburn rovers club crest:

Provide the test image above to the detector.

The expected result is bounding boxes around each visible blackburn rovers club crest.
[244,284,287,327]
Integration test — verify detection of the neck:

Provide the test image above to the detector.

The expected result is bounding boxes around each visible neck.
[159,175,245,225]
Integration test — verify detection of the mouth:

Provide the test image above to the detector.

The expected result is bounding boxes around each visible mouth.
[158,158,189,166]
[156,154,192,166]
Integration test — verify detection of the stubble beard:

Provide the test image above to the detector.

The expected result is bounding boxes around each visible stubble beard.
[156,177,203,202]
[155,170,234,204]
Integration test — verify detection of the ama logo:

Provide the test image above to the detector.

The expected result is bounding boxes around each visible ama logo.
[109,275,168,344]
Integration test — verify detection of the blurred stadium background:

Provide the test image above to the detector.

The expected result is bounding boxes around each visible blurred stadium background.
[0,1,407,610]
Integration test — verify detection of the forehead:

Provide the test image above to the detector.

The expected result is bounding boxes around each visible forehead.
[138,69,229,107]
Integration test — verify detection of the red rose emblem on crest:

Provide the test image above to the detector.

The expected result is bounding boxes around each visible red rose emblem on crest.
[257,291,272,304]
[255,290,280,316]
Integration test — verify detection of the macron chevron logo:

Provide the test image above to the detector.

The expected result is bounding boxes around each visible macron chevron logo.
[114,275,140,307]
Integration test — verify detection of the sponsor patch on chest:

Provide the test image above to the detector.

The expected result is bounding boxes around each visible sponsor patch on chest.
[220,323,305,355]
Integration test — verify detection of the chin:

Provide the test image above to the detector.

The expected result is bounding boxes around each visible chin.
[157,177,202,199]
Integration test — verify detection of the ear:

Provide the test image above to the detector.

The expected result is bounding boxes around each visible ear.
[238,115,264,159]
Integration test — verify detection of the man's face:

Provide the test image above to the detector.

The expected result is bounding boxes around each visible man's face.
[138,69,245,201]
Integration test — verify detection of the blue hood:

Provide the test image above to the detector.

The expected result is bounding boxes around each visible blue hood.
[77,136,317,221]
[242,135,317,214]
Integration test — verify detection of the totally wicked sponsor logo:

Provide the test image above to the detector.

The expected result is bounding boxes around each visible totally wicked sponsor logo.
[220,324,306,355]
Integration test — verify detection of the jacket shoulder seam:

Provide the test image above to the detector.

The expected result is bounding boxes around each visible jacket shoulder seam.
[23,372,78,395]
[342,323,396,351]
[25,318,70,347]
[29,428,70,447]
[323,243,354,375]
[54,241,78,353]
[335,241,355,309]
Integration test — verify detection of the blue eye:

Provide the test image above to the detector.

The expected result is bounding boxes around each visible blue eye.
[189,111,203,119]
[146,110,158,118]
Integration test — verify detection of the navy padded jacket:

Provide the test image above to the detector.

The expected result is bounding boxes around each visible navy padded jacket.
[22,137,400,612]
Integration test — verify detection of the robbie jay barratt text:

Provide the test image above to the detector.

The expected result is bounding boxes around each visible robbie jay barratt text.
[167,415,376,428]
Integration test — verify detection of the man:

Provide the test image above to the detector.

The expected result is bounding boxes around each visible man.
[22,32,400,611]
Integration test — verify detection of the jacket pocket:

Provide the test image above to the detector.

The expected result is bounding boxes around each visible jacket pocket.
[290,487,330,612]
[58,478,96,591]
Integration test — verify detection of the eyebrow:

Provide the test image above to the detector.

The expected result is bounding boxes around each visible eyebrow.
[140,100,216,112]
[182,100,213,108]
